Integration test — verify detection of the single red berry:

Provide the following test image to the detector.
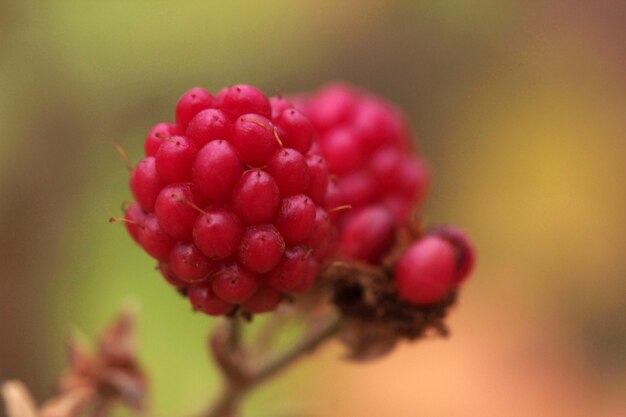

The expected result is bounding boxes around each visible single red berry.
[138,215,175,261]
[231,170,280,224]
[188,283,234,316]
[267,246,309,292]
[339,206,395,264]
[230,114,280,167]
[193,205,243,260]
[306,207,336,260]
[186,109,232,148]
[323,180,344,219]
[395,156,430,205]
[218,84,271,120]
[319,128,364,175]
[352,98,399,154]
[369,146,403,191]
[381,194,414,224]
[145,122,179,157]
[123,202,147,244]
[242,285,282,314]
[169,242,214,283]
[267,148,310,196]
[130,157,163,212]
[395,236,456,305]
[211,263,259,303]
[238,225,285,273]
[155,136,197,184]
[337,171,376,210]
[308,82,357,132]
[192,140,244,203]
[304,154,329,205]
[432,227,476,283]
[274,108,314,154]
[175,87,216,130]
[291,256,319,293]
[158,261,188,288]
[269,96,293,120]
[154,184,201,240]
[275,194,316,245]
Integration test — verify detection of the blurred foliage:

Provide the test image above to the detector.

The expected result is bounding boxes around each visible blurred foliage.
[1,1,625,416]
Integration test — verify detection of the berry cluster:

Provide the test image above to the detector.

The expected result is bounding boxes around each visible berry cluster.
[122,85,337,315]
[118,82,475,317]
[296,83,430,265]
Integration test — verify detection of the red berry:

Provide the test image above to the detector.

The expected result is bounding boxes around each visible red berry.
[193,140,244,203]
[369,146,403,190]
[186,109,231,148]
[193,205,243,260]
[145,122,179,157]
[188,283,233,316]
[274,108,314,154]
[138,215,175,261]
[352,98,399,154]
[124,202,147,244]
[154,184,201,240]
[339,206,395,264]
[232,170,280,225]
[130,157,163,212]
[319,128,364,175]
[175,87,216,130]
[169,242,214,283]
[432,227,476,283]
[396,157,429,205]
[291,256,319,293]
[275,194,316,245]
[304,154,329,205]
[337,171,376,210]
[306,207,336,260]
[211,263,259,303]
[308,82,357,132]
[323,180,344,217]
[158,262,188,288]
[218,84,271,120]
[155,136,197,184]
[242,285,282,314]
[267,148,310,196]
[267,246,309,292]
[395,236,456,305]
[230,114,280,167]
[238,225,285,273]
[269,96,293,120]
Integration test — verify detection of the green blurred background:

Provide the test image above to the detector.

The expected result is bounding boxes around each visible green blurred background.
[1,1,625,416]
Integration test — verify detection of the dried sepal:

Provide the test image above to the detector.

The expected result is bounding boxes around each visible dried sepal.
[321,258,456,361]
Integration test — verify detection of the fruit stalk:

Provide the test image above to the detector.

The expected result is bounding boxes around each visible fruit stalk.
[204,315,342,417]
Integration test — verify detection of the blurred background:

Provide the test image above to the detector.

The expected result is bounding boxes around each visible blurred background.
[1,1,625,416]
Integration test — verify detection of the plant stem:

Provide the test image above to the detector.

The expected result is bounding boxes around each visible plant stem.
[204,316,341,417]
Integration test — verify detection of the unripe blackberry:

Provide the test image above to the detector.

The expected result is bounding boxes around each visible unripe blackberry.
[119,85,336,316]
[394,235,457,306]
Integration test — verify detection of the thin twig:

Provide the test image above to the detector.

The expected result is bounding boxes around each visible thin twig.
[203,315,342,417]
